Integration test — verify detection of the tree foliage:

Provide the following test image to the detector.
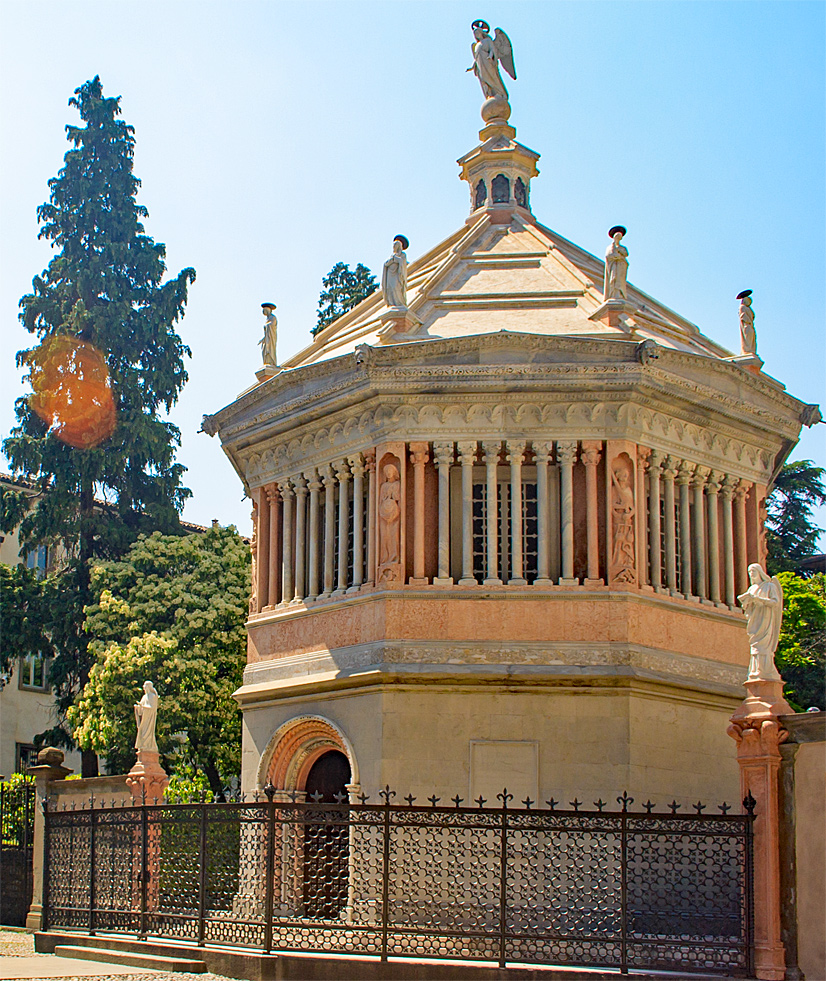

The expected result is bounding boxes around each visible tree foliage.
[775,572,826,712]
[766,460,826,574]
[0,565,54,689]
[314,262,377,334]
[2,77,195,772]
[68,526,250,795]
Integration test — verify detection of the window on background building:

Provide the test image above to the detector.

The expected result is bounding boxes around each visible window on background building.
[19,652,48,691]
[15,743,38,773]
[24,545,49,578]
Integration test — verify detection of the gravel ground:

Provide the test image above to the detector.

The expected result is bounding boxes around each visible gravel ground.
[0,931,239,981]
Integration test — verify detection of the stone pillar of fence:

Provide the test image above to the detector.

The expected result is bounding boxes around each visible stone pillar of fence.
[126,751,169,920]
[25,747,72,932]
[727,679,791,981]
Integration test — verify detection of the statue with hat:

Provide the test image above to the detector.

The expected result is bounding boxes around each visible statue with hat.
[468,21,515,103]
[604,226,629,301]
[382,235,409,310]
[259,302,278,367]
[737,290,756,356]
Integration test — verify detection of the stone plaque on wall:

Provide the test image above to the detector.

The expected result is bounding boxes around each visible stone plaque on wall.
[469,740,538,806]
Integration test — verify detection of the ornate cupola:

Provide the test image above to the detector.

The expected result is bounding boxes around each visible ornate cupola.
[458,20,539,221]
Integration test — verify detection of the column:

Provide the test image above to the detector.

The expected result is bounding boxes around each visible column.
[280,480,294,605]
[735,479,751,597]
[334,461,351,596]
[293,475,307,602]
[365,451,376,585]
[433,441,454,585]
[557,440,578,585]
[256,487,270,612]
[677,460,695,599]
[457,441,477,585]
[482,440,502,585]
[692,466,709,601]
[722,474,737,608]
[307,470,321,600]
[409,442,429,585]
[707,471,722,606]
[321,465,335,598]
[507,440,527,584]
[348,454,365,592]
[266,484,280,608]
[581,440,602,585]
[637,447,650,587]
[662,456,678,595]
[648,450,663,592]
[533,441,553,586]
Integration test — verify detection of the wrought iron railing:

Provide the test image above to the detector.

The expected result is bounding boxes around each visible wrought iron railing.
[0,776,35,927]
[43,788,755,976]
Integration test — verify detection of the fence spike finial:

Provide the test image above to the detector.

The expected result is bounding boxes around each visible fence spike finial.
[475,795,487,808]
[545,797,558,811]
[428,794,440,807]
[379,786,396,805]
[522,797,534,809]
[669,800,681,814]
[570,798,582,812]
[693,801,706,814]
[264,783,276,802]
[497,789,513,807]
[404,794,416,806]
[594,799,606,812]
[743,791,757,814]
[617,791,633,812]
[718,801,731,814]
[452,794,464,808]
[643,800,655,814]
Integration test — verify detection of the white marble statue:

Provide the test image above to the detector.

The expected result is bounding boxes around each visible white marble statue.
[604,226,629,300]
[134,680,159,753]
[381,236,408,309]
[737,290,756,356]
[259,303,277,367]
[738,564,783,682]
[468,21,515,101]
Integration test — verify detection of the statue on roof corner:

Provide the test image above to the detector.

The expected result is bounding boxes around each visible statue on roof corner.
[382,235,408,310]
[737,290,756,356]
[259,302,278,367]
[468,21,516,107]
[604,226,629,301]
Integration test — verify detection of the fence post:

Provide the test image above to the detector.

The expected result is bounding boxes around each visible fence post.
[25,748,72,931]
[88,797,96,935]
[138,795,148,940]
[380,788,393,962]
[744,794,756,979]
[497,789,513,969]
[197,801,207,946]
[263,785,276,954]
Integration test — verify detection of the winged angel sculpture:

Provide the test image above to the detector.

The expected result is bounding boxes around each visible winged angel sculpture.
[468,20,516,102]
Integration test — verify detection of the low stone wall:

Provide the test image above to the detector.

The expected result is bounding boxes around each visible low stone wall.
[48,774,130,809]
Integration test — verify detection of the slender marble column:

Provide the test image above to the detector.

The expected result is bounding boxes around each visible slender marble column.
[256,487,270,611]
[581,441,602,585]
[266,484,281,608]
[647,450,663,592]
[722,474,737,608]
[365,451,376,586]
[735,480,751,597]
[348,454,365,591]
[637,447,651,587]
[293,475,307,602]
[533,441,553,585]
[707,471,722,606]
[409,442,429,585]
[334,461,351,596]
[507,440,527,584]
[557,440,578,585]
[280,481,295,605]
[662,456,679,595]
[457,441,477,585]
[321,465,336,598]
[433,441,454,585]
[307,470,321,600]
[692,466,710,601]
[677,460,695,599]
[482,440,502,585]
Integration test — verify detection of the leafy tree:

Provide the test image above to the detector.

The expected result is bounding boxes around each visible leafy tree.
[766,461,826,574]
[314,262,377,334]
[775,572,826,712]
[68,526,250,796]
[2,77,195,774]
[0,565,54,689]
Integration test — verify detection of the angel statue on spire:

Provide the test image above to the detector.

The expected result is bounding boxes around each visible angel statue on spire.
[468,20,516,103]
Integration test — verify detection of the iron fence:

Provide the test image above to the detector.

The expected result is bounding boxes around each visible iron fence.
[1,776,35,926]
[43,788,755,976]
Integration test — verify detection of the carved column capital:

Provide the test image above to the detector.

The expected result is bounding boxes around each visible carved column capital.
[347,453,365,477]
[661,455,679,480]
[735,478,753,501]
[676,460,696,485]
[481,439,501,462]
[363,449,376,473]
[556,440,578,467]
[532,440,553,465]
[409,441,430,467]
[506,439,526,464]
[706,470,723,493]
[637,445,652,470]
[457,441,478,465]
[432,441,454,467]
[306,468,322,493]
[691,464,711,488]
[581,440,602,468]
[278,479,294,500]
[648,448,664,472]
[264,483,280,504]
[721,472,738,500]
[727,718,789,761]
[292,473,308,497]
[320,464,335,488]
[334,459,351,483]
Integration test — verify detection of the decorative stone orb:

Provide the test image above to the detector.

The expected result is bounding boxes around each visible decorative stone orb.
[481,95,511,123]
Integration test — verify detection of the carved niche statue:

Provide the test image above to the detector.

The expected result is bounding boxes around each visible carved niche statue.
[604,226,629,301]
[249,503,258,615]
[738,563,783,682]
[134,681,160,754]
[737,290,756,356]
[468,21,515,103]
[259,302,278,367]
[381,236,408,310]
[610,460,636,583]
[377,461,402,583]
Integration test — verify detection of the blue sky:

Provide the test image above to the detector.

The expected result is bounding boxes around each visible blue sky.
[1,1,823,538]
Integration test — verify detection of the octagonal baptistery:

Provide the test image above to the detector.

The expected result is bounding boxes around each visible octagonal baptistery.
[204,108,817,810]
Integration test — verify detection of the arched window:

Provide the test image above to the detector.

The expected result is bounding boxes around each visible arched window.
[492,174,510,203]
[515,178,527,208]
[474,179,487,209]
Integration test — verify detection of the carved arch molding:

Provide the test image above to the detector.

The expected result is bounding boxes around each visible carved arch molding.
[257,715,359,792]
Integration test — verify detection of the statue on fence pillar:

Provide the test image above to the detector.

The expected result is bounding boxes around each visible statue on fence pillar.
[134,680,159,753]
[738,563,783,683]
[126,679,168,804]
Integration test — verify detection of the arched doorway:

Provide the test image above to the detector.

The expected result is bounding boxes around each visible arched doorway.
[303,750,350,918]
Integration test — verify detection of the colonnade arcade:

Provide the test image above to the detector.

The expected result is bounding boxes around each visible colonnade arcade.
[250,437,763,615]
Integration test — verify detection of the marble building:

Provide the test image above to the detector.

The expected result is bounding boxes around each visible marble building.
[203,44,818,809]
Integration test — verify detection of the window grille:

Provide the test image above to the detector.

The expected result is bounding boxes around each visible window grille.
[470,471,539,583]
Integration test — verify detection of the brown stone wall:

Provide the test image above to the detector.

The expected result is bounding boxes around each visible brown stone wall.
[794,741,826,981]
